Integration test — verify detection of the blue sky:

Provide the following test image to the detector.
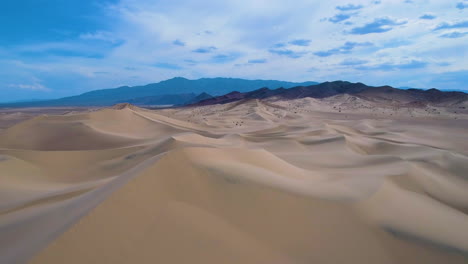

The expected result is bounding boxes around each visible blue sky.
[1,0,467,101]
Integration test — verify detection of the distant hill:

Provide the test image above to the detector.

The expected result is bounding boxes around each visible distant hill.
[184,92,213,105]
[192,81,468,107]
[0,77,318,107]
[124,93,198,106]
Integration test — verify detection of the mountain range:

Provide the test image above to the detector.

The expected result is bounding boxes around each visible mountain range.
[1,77,466,108]
[192,81,468,107]
[0,77,317,107]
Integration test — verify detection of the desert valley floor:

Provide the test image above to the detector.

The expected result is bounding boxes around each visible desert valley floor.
[1,97,468,263]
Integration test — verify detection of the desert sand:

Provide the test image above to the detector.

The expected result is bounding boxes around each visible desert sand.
[0,98,467,263]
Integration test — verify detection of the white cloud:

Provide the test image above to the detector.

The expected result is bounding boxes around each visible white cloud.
[79,31,122,44]
[8,83,50,92]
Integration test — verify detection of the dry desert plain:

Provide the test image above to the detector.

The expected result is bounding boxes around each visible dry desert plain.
[1,97,468,263]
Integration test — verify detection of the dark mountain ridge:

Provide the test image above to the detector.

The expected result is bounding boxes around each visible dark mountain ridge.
[192,81,468,107]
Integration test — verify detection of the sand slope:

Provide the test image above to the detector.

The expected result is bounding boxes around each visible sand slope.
[0,101,467,263]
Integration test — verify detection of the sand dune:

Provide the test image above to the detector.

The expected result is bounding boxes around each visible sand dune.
[0,100,467,263]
